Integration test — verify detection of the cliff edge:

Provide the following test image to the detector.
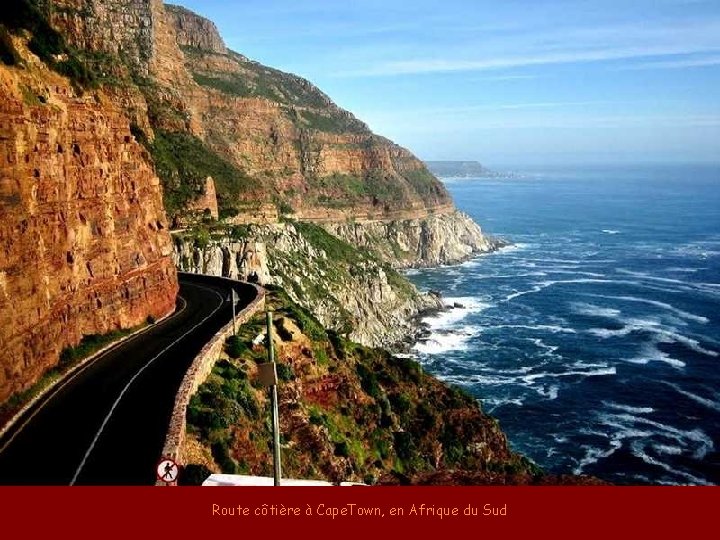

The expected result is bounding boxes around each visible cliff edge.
[0,13,178,403]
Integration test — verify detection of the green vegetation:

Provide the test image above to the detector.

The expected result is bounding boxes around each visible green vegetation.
[402,167,446,200]
[183,285,538,484]
[59,327,139,366]
[273,197,295,216]
[148,130,256,215]
[266,285,327,341]
[192,72,280,102]
[225,335,248,359]
[292,220,368,265]
[300,110,364,134]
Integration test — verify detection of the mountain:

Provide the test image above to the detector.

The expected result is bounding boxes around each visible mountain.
[426,160,505,178]
[0,0,178,404]
[0,0,599,487]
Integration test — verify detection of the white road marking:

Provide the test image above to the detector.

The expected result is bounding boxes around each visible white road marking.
[0,297,189,456]
[70,283,227,485]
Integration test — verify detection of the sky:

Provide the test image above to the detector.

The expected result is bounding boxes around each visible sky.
[175,0,720,167]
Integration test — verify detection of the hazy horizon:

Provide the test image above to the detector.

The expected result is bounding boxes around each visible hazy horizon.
[176,0,720,166]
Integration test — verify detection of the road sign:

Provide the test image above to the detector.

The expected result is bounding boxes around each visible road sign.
[156,458,179,483]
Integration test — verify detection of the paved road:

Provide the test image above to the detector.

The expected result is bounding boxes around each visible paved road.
[0,273,257,485]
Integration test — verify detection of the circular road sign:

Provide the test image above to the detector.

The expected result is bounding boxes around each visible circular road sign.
[156,458,179,483]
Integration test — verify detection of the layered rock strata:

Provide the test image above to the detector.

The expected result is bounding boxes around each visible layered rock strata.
[0,44,178,403]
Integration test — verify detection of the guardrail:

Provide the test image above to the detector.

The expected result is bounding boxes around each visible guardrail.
[159,273,266,471]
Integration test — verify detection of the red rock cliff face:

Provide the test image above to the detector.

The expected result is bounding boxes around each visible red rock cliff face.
[46,0,452,221]
[0,50,178,403]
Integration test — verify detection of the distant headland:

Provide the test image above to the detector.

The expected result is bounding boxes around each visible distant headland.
[425,161,519,179]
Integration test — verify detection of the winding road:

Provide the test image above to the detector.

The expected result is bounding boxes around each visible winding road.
[0,273,257,485]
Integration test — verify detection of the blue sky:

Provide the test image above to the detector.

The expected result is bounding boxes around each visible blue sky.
[175,0,720,166]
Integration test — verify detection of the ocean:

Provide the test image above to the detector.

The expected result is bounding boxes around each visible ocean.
[407,164,720,485]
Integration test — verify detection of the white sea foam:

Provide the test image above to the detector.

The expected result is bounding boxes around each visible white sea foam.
[421,297,490,331]
[602,229,621,235]
[413,325,480,355]
[580,293,709,324]
[629,441,711,485]
[544,269,606,278]
[505,284,548,301]
[654,444,683,456]
[665,267,702,273]
[625,340,686,369]
[662,382,720,413]
[483,397,525,409]
[521,367,616,383]
[617,268,692,286]
[587,316,661,338]
[493,365,535,375]
[485,323,577,334]
[571,302,622,319]
[536,385,559,400]
[585,411,712,483]
[609,413,714,460]
[497,242,530,254]
[528,338,560,355]
[574,439,623,473]
[604,402,655,415]
[586,312,718,359]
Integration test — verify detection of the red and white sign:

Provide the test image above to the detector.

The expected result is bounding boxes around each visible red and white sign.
[156,458,179,483]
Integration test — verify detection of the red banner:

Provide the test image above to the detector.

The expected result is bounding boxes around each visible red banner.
[0,486,718,536]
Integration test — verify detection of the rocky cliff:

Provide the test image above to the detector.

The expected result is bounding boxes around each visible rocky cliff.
[0,25,178,403]
[34,0,453,222]
[173,221,443,347]
[324,210,504,268]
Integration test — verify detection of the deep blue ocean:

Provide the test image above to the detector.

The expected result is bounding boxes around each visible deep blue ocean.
[407,164,720,485]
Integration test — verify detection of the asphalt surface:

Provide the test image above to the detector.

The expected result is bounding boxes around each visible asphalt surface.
[0,273,258,485]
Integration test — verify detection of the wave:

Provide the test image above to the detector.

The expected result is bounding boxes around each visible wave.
[609,413,714,460]
[580,293,709,324]
[662,382,720,413]
[536,385,559,400]
[528,337,560,356]
[504,278,686,303]
[629,441,711,485]
[485,323,577,334]
[617,268,693,286]
[574,439,623,474]
[504,285,546,301]
[586,410,715,484]
[571,302,622,319]
[602,229,621,235]
[496,242,531,254]
[664,267,703,273]
[625,341,686,369]
[615,269,720,297]
[413,325,481,355]
[521,367,616,383]
[604,401,654,415]
[420,297,490,331]
[584,310,718,360]
[543,270,607,277]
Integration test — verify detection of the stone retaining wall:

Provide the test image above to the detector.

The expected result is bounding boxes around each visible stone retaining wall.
[159,275,265,472]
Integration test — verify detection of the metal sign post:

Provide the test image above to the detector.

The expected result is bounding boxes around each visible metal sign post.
[231,289,237,336]
[266,311,282,486]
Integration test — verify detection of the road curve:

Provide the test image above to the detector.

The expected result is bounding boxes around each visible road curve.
[0,273,258,485]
